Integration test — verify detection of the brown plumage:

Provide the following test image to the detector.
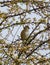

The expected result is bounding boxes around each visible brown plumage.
[21,26,30,41]
[47,23,50,30]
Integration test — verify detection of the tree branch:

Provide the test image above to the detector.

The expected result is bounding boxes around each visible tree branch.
[26,28,48,45]
[0,22,34,30]
[26,39,50,58]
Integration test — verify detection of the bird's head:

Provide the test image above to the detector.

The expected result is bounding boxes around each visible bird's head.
[24,26,30,30]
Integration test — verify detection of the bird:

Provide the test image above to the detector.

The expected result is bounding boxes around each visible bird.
[21,26,30,41]
[47,22,50,30]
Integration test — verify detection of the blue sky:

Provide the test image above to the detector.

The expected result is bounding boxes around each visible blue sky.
[0,0,50,58]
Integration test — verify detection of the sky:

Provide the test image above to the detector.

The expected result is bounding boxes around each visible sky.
[0,2,42,42]
[0,0,50,58]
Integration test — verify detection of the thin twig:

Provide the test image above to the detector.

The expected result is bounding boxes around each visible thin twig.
[26,39,50,58]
